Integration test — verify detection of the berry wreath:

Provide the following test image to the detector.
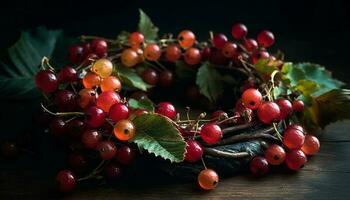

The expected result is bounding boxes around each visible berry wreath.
[2,9,349,193]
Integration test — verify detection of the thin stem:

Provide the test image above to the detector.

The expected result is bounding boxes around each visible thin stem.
[41,104,84,116]
[204,148,250,158]
[272,122,283,141]
[78,160,106,182]
[154,60,167,70]
[200,157,207,169]
[81,35,116,44]
[216,115,240,125]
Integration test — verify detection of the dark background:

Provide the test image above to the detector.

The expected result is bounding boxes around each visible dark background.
[0,0,349,83]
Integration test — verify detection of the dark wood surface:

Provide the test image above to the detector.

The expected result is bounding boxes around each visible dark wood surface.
[1,121,350,200]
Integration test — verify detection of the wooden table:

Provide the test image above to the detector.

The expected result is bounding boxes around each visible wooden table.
[1,121,350,199]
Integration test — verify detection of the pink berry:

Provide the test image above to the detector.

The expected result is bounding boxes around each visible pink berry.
[200,123,222,145]
[231,23,248,40]
[184,140,203,163]
[257,30,275,48]
[241,88,263,110]
[285,149,307,171]
[155,102,176,119]
[283,127,305,150]
[257,102,281,124]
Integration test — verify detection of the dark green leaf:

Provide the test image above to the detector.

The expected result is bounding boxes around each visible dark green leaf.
[175,61,196,79]
[128,98,154,112]
[138,9,159,41]
[132,114,186,163]
[116,65,152,91]
[196,62,224,102]
[255,59,278,75]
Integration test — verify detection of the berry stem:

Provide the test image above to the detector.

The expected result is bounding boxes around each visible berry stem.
[272,122,283,141]
[41,57,55,71]
[204,148,250,158]
[41,103,84,116]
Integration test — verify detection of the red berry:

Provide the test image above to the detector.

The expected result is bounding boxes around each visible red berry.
[285,149,307,171]
[55,170,76,193]
[287,124,305,133]
[158,70,173,87]
[177,30,196,49]
[144,44,161,61]
[128,32,144,49]
[212,33,228,49]
[96,91,121,112]
[116,145,135,165]
[54,90,77,112]
[231,23,248,40]
[201,47,211,60]
[141,68,159,85]
[81,130,102,149]
[301,135,320,155]
[211,110,227,121]
[49,118,66,136]
[91,39,108,57]
[97,141,117,160]
[165,44,182,62]
[58,66,77,83]
[251,51,270,64]
[85,106,106,128]
[155,102,176,119]
[265,144,286,165]
[241,88,262,110]
[283,126,305,150]
[184,140,203,163]
[222,42,238,58]
[184,47,201,65]
[257,30,275,48]
[35,70,58,93]
[68,45,84,64]
[243,38,258,52]
[292,100,304,112]
[109,103,129,123]
[250,156,269,176]
[200,123,222,145]
[275,98,293,120]
[78,89,98,109]
[257,102,281,124]
[198,169,219,190]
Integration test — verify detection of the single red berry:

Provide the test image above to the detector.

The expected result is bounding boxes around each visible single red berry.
[68,45,84,64]
[231,23,248,39]
[128,32,144,49]
[201,47,211,60]
[81,42,92,58]
[91,39,108,57]
[55,90,77,112]
[285,149,307,171]
[81,130,102,149]
[222,42,238,58]
[184,140,203,163]
[177,30,196,49]
[165,44,182,62]
[96,91,121,112]
[257,102,281,124]
[155,102,176,119]
[251,51,270,64]
[212,33,228,49]
[144,44,161,61]
[97,141,117,160]
[241,88,262,110]
[49,118,66,136]
[283,127,305,149]
[275,98,293,120]
[250,156,269,176]
[292,100,304,112]
[200,123,222,145]
[158,70,173,87]
[265,144,286,165]
[85,106,106,128]
[257,30,275,48]
[35,70,58,93]
[301,134,320,155]
[116,145,135,165]
[58,66,77,83]
[141,68,159,85]
[55,170,76,193]
[109,103,129,123]
[243,38,258,52]
[211,110,227,121]
[184,47,201,65]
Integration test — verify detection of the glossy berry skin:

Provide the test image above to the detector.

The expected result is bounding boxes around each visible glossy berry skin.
[184,47,201,65]
[301,135,320,155]
[141,68,159,85]
[90,39,108,58]
[100,76,122,92]
[81,130,102,149]
[275,98,293,120]
[92,58,113,78]
[49,118,66,136]
[97,141,117,160]
[68,45,84,64]
[184,140,203,163]
[287,124,305,133]
[257,30,275,48]
[144,44,161,61]
[85,106,106,128]
[283,126,305,150]
[104,163,122,181]
[200,123,222,145]
[155,102,176,119]
[285,149,307,171]
[250,156,269,176]
[109,103,129,123]
[165,44,182,62]
[257,102,281,124]
[55,170,76,193]
[121,48,139,67]
[55,90,77,112]
[158,70,173,87]
[128,32,144,49]
[292,100,304,112]
[114,119,136,141]
[222,42,238,58]
[58,66,77,83]
[96,91,121,112]
[198,169,219,190]
[231,23,248,40]
[177,30,196,49]
[35,70,58,93]
[241,88,263,110]
[82,72,101,89]
[201,47,211,60]
[78,89,98,109]
[251,51,270,64]
[211,110,227,121]
[243,38,258,52]
[212,33,228,49]
[116,145,135,165]
[66,119,86,139]
[265,144,286,165]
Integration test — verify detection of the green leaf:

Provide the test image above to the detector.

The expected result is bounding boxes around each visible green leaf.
[128,98,154,112]
[131,114,186,163]
[138,9,159,41]
[255,59,277,75]
[196,62,224,102]
[175,61,196,79]
[300,89,350,130]
[0,27,63,99]
[116,65,152,91]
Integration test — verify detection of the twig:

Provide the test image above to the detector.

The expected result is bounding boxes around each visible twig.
[204,148,250,158]
[221,121,258,134]
[41,103,84,116]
